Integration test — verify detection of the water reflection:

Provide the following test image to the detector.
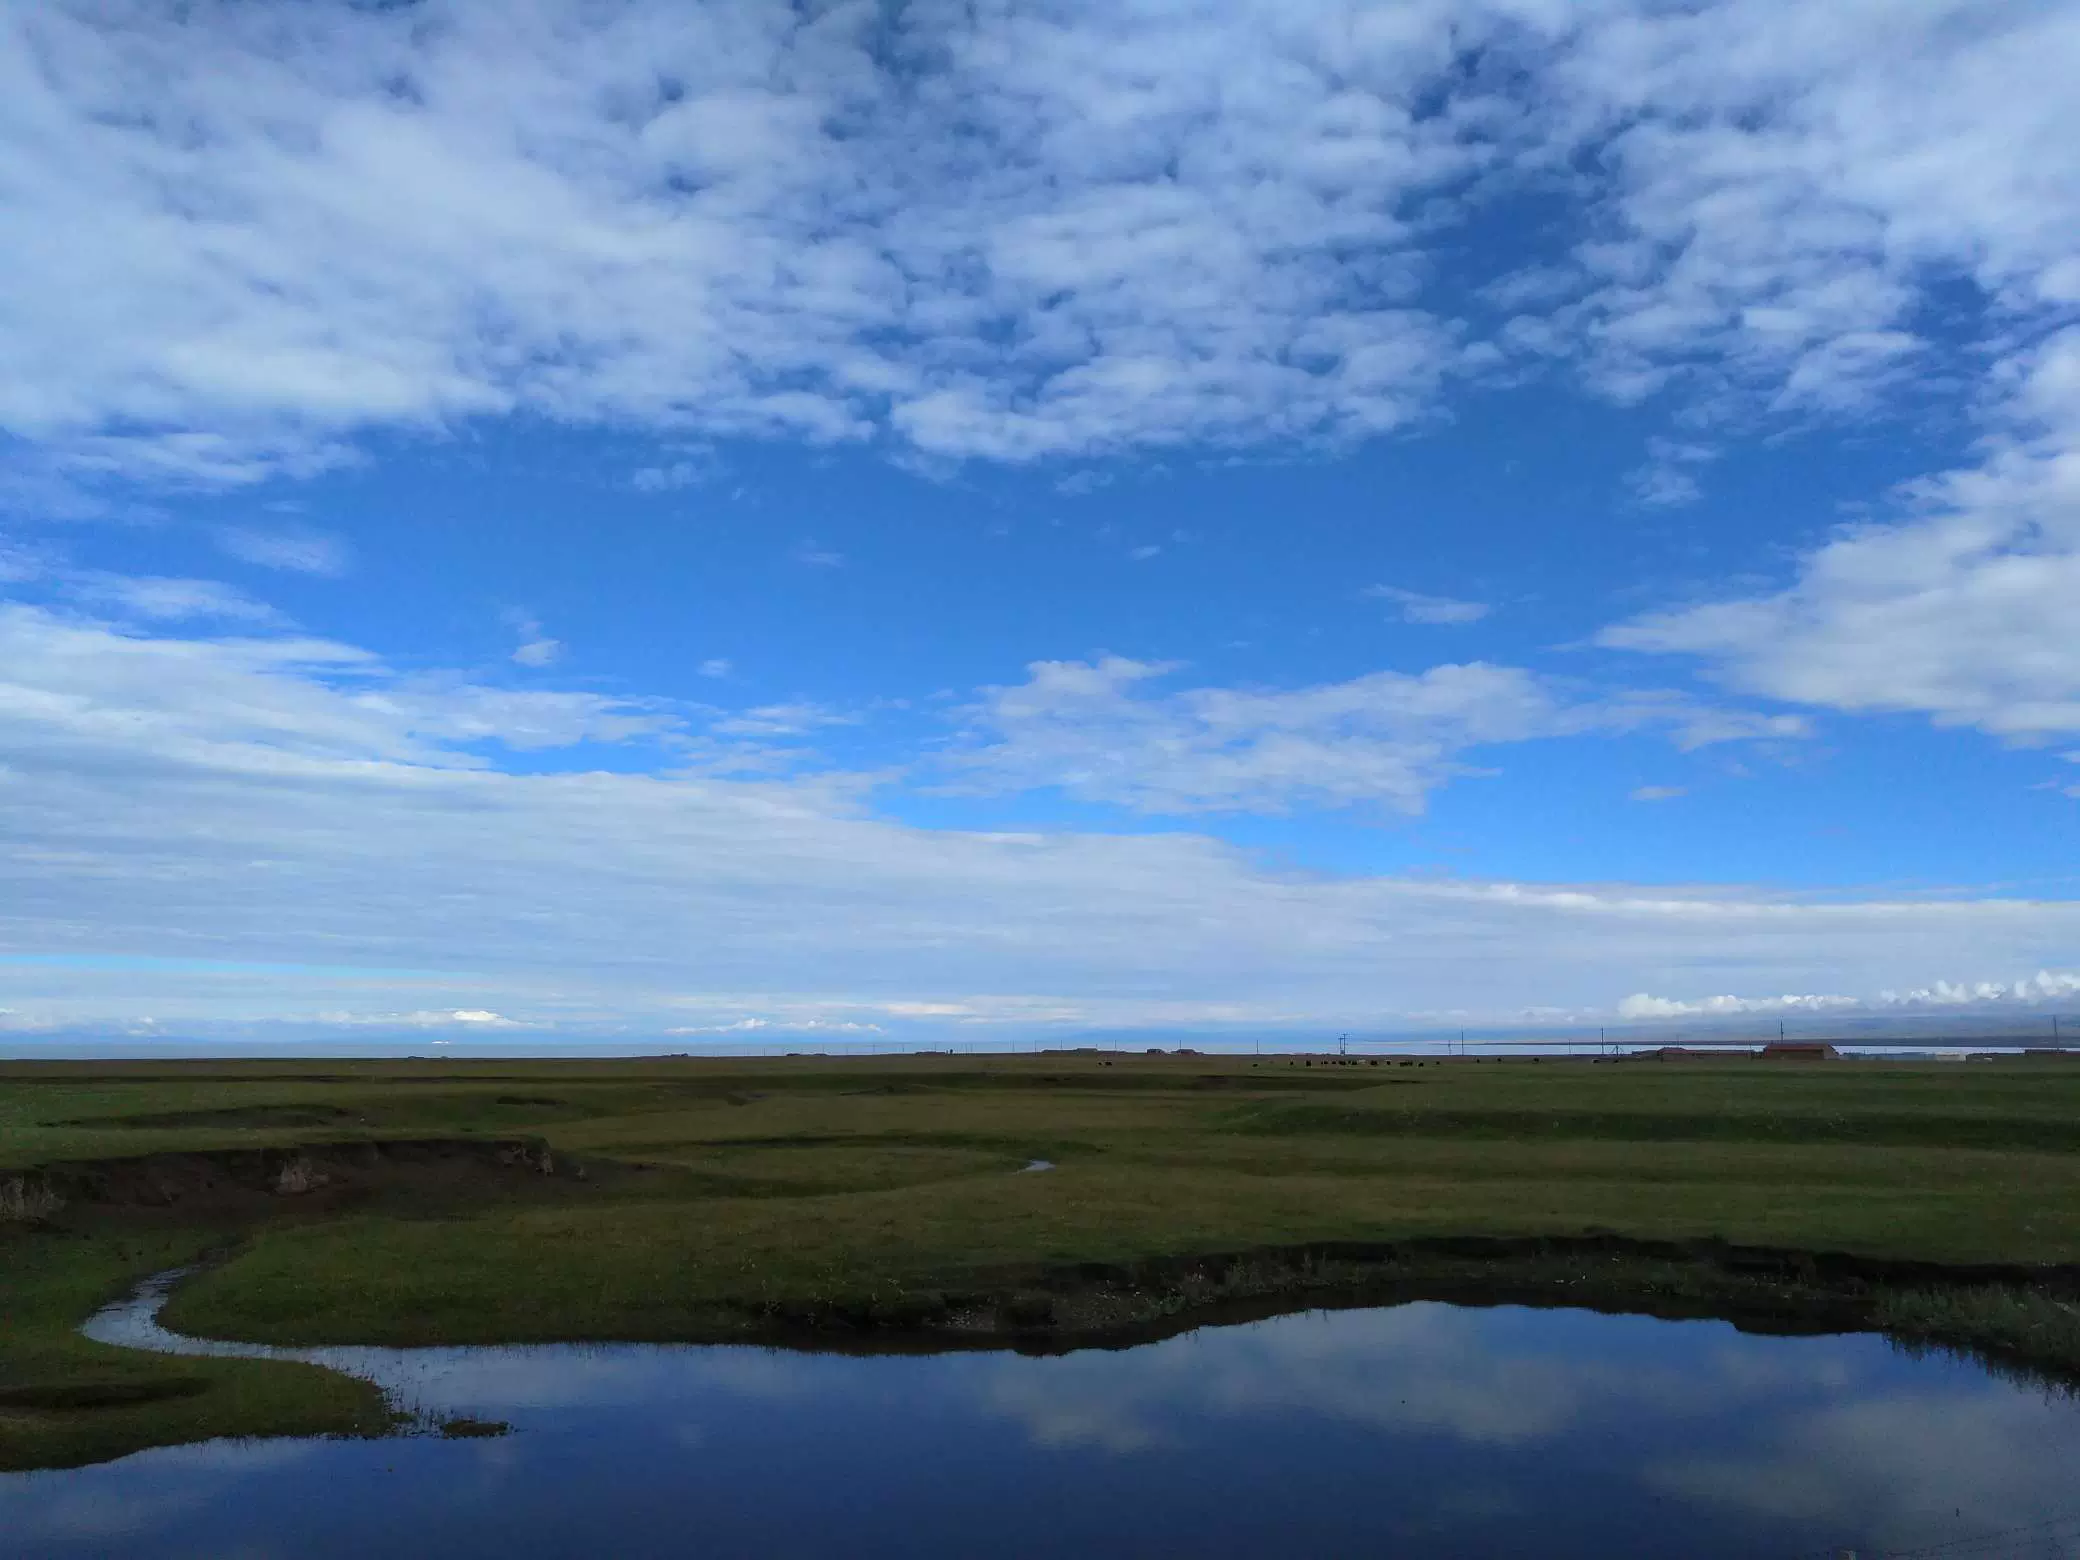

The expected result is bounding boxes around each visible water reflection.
[6,1281,2080,1559]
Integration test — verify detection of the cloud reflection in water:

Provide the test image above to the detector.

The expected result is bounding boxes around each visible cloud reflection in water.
[7,1297,2080,1559]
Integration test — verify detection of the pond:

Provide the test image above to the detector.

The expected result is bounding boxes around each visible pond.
[4,1276,2080,1558]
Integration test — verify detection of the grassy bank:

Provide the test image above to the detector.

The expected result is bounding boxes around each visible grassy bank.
[0,1229,394,1472]
[6,1051,2080,1469]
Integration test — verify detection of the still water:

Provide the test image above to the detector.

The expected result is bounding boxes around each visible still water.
[5,1277,2080,1559]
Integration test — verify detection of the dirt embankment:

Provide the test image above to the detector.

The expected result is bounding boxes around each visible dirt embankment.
[0,1137,570,1224]
[736,1234,2080,1385]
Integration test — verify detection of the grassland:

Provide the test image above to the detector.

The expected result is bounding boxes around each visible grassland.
[5,1050,2080,1470]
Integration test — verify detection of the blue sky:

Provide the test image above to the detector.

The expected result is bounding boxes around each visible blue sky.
[1,0,2077,1047]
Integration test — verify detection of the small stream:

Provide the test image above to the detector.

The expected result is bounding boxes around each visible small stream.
[6,1272,2080,1558]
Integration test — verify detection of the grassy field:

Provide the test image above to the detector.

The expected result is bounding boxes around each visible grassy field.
[6,1050,2080,1469]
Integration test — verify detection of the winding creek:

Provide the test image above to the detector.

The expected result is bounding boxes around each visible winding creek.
[5,1275,2080,1557]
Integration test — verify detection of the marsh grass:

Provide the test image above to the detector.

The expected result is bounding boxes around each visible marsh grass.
[0,1230,394,1473]
[1875,1287,2080,1378]
[8,1052,2080,1468]
[1232,1102,2080,1152]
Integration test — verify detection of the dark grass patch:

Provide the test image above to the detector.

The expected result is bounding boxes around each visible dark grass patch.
[438,1417,509,1438]
[61,1105,354,1130]
[53,1094,589,1133]
[626,1070,1385,1100]
[1874,1287,2080,1376]
[617,1129,1076,1159]
[0,1378,209,1411]
[1230,1104,2080,1153]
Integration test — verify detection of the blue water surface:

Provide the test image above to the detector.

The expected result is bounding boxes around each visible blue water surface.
[4,1280,2078,1559]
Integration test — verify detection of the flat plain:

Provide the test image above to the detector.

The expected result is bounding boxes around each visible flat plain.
[6,1050,2080,1471]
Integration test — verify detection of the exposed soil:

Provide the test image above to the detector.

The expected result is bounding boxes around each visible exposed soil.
[1,1137,576,1224]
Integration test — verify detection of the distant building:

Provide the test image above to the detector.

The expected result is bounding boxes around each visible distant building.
[1760,1042,1841,1061]
[1635,1046,1743,1062]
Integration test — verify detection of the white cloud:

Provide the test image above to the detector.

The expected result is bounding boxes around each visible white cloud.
[790,542,844,568]
[0,0,1517,491]
[0,542,287,625]
[0,602,673,774]
[1650,1383,2080,1551]
[709,702,857,739]
[68,573,283,624]
[1543,2,2080,412]
[663,1018,885,1036]
[503,610,564,669]
[0,604,2074,1031]
[1623,439,1716,509]
[1604,329,2080,739]
[1621,969,2080,1019]
[1364,584,1491,626]
[511,637,563,669]
[697,659,733,680]
[0,0,2067,514]
[0,531,54,583]
[0,0,2068,629]
[1617,991,1858,1020]
[1547,8,2080,742]
[1876,970,2080,1009]
[1628,785,1685,802]
[215,525,351,576]
[629,460,707,493]
[946,656,1801,816]
[317,1008,527,1029]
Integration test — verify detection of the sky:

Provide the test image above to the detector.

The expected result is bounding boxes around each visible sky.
[1,0,2077,1050]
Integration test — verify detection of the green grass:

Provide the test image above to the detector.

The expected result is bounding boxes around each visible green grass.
[6,1051,2080,1468]
[0,1228,393,1472]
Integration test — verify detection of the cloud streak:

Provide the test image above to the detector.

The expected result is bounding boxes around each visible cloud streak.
[215,526,352,576]
[0,604,2067,1033]
[947,655,1804,816]
[1365,584,1491,627]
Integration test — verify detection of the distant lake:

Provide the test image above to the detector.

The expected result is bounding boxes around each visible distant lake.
[5,1277,2079,1558]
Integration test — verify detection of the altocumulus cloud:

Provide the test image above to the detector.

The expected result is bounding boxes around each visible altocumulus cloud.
[1,3,2074,744]
[0,0,1491,485]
